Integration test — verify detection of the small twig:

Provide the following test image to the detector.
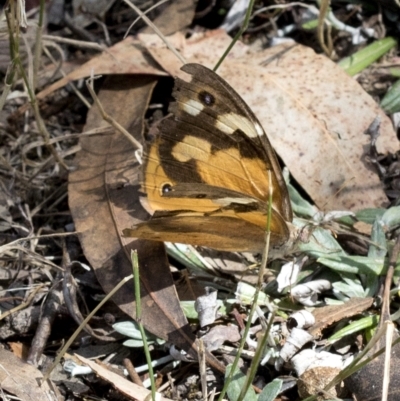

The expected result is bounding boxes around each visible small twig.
[63,12,98,43]
[42,34,106,51]
[252,2,318,17]
[23,20,69,166]
[380,234,400,401]
[381,234,400,322]
[30,183,67,217]
[122,0,186,66]
[43,45,91,108]
[32,0,45,89]
[63,261,116,342]
[42,273,134,382]
[383,322,394,401]
[317,0,333,56]
[198,339,208,401]
[5,5,69,171]
[237,169,275,401]
[0,283,47,321]
[124,0,169,37]
[27,275,63,366]
[30,100,69,170]
[123,358,145,387]
[0,232,79,255]
[85,77,143,158]
[0,63,16,111]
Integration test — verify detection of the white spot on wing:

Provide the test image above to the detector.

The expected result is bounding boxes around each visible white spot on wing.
[215,116,234,134]
[182,99,203,116]
[215,113,259,138]
[255,123,264,137]
[214,197,255,206]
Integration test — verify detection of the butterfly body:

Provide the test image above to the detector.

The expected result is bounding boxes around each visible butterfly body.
[124,63,292,252]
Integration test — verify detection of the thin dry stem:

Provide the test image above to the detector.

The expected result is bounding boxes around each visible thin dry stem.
[122,0,186,66]
[0,284,47,321]
[85,77,143,156]
[317,0,334,57]
[42,34,106,51]
[125,0,169,37]
[42,45,91,108]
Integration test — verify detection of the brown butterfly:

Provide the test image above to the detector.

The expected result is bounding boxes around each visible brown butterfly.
[123,63,293,252]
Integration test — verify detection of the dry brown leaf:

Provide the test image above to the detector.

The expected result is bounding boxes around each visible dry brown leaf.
[298,366,345,400]
[68,75,193,347]
[353,221,373,235]
[202,325,241,351]
[35,36,167,101]
[308,297,374,337]
[7,342,29,360]
[75,354,173,401]
[68,75,224,372]
[0,348,62,401]
[141,30,398,212]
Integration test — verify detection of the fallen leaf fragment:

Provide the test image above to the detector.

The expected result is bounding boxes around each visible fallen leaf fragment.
[195,287,219,327]
[7,342,29,360]
[0,348,62,401]
[36,36,167,101]
[353,220,373,235]
[75,354,173,401]
[308,297,374,337]
[202,325,241,352]
[298,366,345,400]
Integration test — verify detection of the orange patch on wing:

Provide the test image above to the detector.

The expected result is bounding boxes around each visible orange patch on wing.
[143,142,220,213]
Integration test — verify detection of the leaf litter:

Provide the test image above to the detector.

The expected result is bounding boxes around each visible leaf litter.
[0,1,399,401]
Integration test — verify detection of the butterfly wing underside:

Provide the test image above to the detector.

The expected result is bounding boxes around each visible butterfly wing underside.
[124,63,292,252]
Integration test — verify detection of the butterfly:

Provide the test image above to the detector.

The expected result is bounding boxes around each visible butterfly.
[123,63,293,252]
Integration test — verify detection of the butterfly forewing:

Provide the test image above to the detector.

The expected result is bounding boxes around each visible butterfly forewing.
[175,63,291,221]
[127,63,292,251]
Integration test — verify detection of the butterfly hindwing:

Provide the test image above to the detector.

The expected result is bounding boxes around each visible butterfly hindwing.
[124,213,285,253]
